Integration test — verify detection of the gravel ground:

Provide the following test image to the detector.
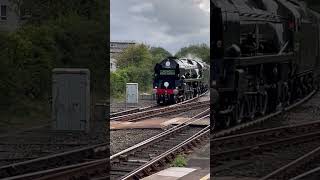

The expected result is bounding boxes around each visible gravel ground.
[110,95,209,155]
[213,91,320,178]
[111,99,157,113]
[110,92,209,113]
[110,129,163,155]
[0,121,107,167]
[0,94,208,167]
[214,141,320,178]
[234,91,320,134]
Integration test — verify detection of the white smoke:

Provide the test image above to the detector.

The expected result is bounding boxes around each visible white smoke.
[184,53,203,62]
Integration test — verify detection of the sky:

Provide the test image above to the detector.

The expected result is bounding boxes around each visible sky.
[110,0,210,55]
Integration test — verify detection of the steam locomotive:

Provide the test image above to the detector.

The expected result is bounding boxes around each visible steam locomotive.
[153,57,209,105]
[211,0,320,128]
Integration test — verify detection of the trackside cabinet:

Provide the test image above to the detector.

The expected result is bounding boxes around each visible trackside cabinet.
[126,83,138,104]
[52,68,90,132]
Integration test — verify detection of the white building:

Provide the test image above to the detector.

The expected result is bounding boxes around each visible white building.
[0,0,29,31]
[0,0,18,31]
[110,57,117,72]
[110,40,136,72]
[110,40,136,58]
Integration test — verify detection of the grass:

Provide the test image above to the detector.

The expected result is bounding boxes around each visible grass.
[171,154,187,167]
[0,99,51,134]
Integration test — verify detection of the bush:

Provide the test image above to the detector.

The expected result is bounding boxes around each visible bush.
[175,44,210,63]
[111,44,168,99]
[171,154,187,167]
[0,1,108,113]
[0,25,55,106]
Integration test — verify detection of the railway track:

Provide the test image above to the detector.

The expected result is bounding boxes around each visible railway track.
[110,91,209,120]
[111,100,209,122]
[260,145,320,180]
[109,112,209,180]
[212,120,320,165]
[212,90,316,139]
[212,90,320,179]
[1,109,209,180]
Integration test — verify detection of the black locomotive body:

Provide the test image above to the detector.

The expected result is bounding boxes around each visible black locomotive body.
[211,0,320,128]
[153,57,209,105]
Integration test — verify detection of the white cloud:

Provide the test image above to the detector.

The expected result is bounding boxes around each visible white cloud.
[111,0,209,54]
[129,2,154,13]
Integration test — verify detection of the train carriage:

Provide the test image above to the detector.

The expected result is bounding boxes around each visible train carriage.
[153,57,209,105]
[211,0,320,129]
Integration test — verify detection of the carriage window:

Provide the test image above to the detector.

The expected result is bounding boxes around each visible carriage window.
[240,23,284,56]
[1,5,7,20]
[160,70,176,76]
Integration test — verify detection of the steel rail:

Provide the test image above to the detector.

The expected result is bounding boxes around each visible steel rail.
[213,119,320,148]
[110,91,208,119]
[290,166,320,180]
[111,100,209,122]
[260,146,320,180]
[2,110,210,180]
[0,142,108,178]
[213,130,320,162]
[120,126,210,180]
[30,125,210,180]
[128,101,210,122]
[212,90,316,139]
[110,112,210,160]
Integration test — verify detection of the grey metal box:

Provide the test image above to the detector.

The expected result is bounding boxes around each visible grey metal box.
[126,83,138,104]
[52,68,90,132]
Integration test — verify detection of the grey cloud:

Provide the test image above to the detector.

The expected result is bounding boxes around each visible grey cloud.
[111,0,209,54]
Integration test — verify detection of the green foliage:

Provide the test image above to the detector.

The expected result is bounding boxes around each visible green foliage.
[150,47,172,65]
[111,45,173,99]
[171,154,187,167]
[111,44,210,99]
[110,70,128,98]
[13,0,105,23]
[0,25,55,106]
[116,44,153,69]
[0,0,108,114]
[175,43,210,63]
[51,14,107,95]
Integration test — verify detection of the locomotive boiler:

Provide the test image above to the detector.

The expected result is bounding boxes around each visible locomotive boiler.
[211,0,320,128]
[153,57,209,105]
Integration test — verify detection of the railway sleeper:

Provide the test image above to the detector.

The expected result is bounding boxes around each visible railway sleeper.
[165,136,191,142]
[111,167,135,173]
[160,141,181,146]
[130,154,151,160]
[119,161,145,167]
[110,170,130,176]
[152,144,178,149]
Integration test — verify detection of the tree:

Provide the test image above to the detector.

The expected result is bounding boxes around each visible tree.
[116,44,153,69]
[110,45,172,98]
[150,47,172,65]
[0,0,109,109]
[175,43,210,63]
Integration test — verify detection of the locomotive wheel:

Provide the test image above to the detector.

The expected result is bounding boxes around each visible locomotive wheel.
[281,83,290,107]
[258,91,268,115]
[267,85,277,113]
[296,85,303,99]
[234,101,244,125]
[221,115,231,128]
[243,95,256,120]
[174,96,179,104]
[307,75,314,93]
[248,95,256,120]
